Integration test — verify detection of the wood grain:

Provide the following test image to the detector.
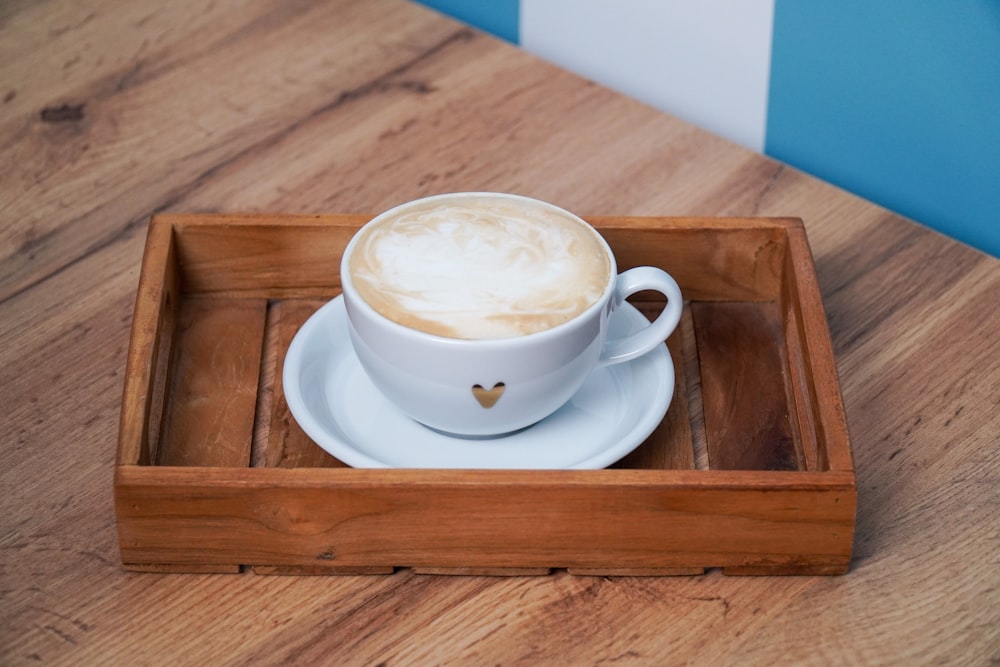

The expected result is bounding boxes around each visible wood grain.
[156,298,267,466]
[3,0,998,664]
[115,466,855,573]
[112,215,852,578]
[692,301,800,471]
[117,217,179,467]
[611,306,696,470]
[259,299,345,468]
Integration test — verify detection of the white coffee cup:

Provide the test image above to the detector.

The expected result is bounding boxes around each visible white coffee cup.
[340,192,682,436]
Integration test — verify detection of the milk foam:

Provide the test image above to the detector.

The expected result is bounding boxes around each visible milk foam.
[348,197,611,339]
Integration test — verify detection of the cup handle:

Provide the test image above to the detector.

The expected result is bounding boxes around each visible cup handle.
[599,266,683,366]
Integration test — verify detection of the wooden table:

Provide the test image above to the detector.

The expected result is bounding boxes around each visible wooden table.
[3,1,998,663]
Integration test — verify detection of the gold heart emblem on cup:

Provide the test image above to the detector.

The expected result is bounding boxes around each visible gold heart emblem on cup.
[472,382,505,409]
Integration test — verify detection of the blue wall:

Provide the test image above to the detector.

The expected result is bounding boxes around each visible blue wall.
[414,0,519,44]
[414,1,1000,257]
[767,1,1000,257]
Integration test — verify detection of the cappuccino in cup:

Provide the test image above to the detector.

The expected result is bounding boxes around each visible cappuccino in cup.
[340,192,682,437]
[347,196,611,340]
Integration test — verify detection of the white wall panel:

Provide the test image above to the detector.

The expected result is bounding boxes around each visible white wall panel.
[520,0,774,151]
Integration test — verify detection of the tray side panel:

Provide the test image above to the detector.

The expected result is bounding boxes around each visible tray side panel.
[594,218,789,302]
[782,292,824,471]
[115,468,855,574]
[156,297,267,467]
[783,225,854,473]
[167,214,361,298]
[163,214,793,302]
[692,301,800,471]
[118,218,179,466]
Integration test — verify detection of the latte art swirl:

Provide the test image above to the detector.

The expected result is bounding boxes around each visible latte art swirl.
[347,197,611,339]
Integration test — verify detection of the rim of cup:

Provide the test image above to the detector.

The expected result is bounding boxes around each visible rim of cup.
[339,191,619,347]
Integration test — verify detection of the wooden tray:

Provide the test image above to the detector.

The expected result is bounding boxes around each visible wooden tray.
[115,214,855,576]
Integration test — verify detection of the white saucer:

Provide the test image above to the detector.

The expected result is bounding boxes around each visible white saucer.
[282,296,674,469]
